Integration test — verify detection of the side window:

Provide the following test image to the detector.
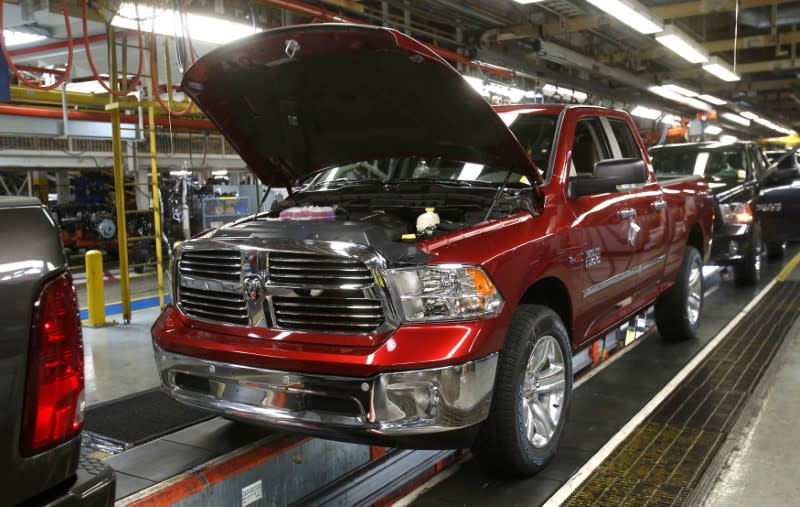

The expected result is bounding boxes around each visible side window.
[607,119,642,160]
[571,117,610,176]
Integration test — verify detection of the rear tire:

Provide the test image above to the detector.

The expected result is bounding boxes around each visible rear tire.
[767,241,786,260]
[472,305,572,477]
[655,246,703,341]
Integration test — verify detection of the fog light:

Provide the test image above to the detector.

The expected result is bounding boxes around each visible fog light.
[729,240,739,255]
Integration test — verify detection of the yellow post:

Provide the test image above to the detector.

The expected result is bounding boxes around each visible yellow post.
[107,102,132,324]
[85,250,113,327]
[148,103,165,307]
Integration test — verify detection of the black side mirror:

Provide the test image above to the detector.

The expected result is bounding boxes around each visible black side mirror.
[570,159,647,197]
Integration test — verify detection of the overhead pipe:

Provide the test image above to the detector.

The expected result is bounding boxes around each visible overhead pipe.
[256,0,513,78]
[15,65,68,76]
[8,33,113,58]
[0,104,215,130]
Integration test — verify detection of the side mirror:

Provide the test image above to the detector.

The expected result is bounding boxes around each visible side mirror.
[570,159,647,197]
[765,168,799,187]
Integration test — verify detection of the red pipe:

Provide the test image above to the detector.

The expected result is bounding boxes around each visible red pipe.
[9,33,113,58]
[0,104,216,130]
[15,65,68,76]
[256,0,513,78]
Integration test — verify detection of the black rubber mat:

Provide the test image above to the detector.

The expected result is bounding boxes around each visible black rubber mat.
[83,388,214,447]
[412,249,798,506]
[564,281,800,506]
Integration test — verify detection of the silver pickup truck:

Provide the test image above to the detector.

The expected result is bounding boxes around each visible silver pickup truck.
[0,197,115,506]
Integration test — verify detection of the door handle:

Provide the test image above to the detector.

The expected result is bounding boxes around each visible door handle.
[618,208,637,220]
[652,200,667,211]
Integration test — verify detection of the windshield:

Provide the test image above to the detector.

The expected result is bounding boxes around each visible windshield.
[300,114,558,191]
[650,145,749,182]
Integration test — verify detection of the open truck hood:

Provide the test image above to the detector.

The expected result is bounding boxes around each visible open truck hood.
[181,24,541,187]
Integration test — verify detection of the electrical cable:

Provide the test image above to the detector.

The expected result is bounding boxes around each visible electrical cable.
[82,0,145,96]
[0,0,74,90]
[149,1,194,116]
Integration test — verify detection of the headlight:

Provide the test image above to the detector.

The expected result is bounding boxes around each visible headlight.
[719,203,753,224]
[386,265,503,322]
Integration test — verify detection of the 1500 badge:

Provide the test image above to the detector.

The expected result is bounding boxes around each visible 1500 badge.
[585,248,602,267]
[756,203,782,213]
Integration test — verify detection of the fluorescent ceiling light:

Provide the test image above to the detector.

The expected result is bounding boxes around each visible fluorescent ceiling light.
[649,85,687,103]
[683,97,712,112]
[655,25,709,64]
[663,84,699,97]
[697,94,726,105]
[463,76,489,97]
[112,3,260,45]
[661,114,682,126]
[721,113,750,127]
[649,86,710,111]
[703,56,740,82]
[631,105,662,120]
[585,0,663,34]
[2,30,47,47]
[704,125,722,135]
[513,0,546,3]
[740,111,759,120]
[211,170,228,176]
[720,135,738,143]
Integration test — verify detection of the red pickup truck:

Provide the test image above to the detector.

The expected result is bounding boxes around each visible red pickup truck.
[152,24,715,476]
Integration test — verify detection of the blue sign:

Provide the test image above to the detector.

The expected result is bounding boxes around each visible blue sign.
[0,51,9,102]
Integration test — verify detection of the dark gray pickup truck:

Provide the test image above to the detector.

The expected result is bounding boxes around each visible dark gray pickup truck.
[0,197,115,506]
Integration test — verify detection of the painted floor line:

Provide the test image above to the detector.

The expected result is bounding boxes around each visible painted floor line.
[542,277,778,506]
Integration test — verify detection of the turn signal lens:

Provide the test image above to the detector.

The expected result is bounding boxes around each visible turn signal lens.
[466,267,496,296]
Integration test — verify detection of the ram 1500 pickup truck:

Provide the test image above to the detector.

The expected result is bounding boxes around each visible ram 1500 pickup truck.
[152,24,715,476]
[0,197,115,505]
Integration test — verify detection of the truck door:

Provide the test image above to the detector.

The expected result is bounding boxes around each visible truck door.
[567,116,638,347]
[603,116,668,306]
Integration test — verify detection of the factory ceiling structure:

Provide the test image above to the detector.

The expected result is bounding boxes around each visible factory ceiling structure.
[1,0,798,139]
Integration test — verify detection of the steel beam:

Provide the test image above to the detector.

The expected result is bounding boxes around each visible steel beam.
[651,0,797,20]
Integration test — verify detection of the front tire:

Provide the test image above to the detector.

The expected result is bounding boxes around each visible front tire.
[655,246,703,341]
[734,225,762,286]
[472,305,572,477]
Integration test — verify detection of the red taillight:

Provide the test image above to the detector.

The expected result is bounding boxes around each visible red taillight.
[21,271,85,456]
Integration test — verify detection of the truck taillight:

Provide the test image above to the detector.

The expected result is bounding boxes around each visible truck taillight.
[21,271,85,456]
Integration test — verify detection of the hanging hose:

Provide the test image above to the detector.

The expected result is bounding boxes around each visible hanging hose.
[0,0,74,90]
[82,0,144,96]
[150,1,194,116]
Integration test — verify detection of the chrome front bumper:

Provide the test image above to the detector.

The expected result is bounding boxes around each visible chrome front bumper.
[153,345,498,436]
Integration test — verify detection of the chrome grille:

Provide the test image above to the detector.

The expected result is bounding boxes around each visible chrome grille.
[179,250,242,282]
[178,249,247,326]
[178,286,248,325]
[271,295,384,334]
[268,252,373,287]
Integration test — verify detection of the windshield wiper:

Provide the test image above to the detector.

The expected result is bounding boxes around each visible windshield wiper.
[303,178,384,191]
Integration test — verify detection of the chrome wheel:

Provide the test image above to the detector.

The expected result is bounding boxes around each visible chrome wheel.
[521,335,566,448]
[687,257,702,327]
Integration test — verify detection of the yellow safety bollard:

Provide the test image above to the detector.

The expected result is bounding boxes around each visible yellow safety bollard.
[85,250,114,327]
